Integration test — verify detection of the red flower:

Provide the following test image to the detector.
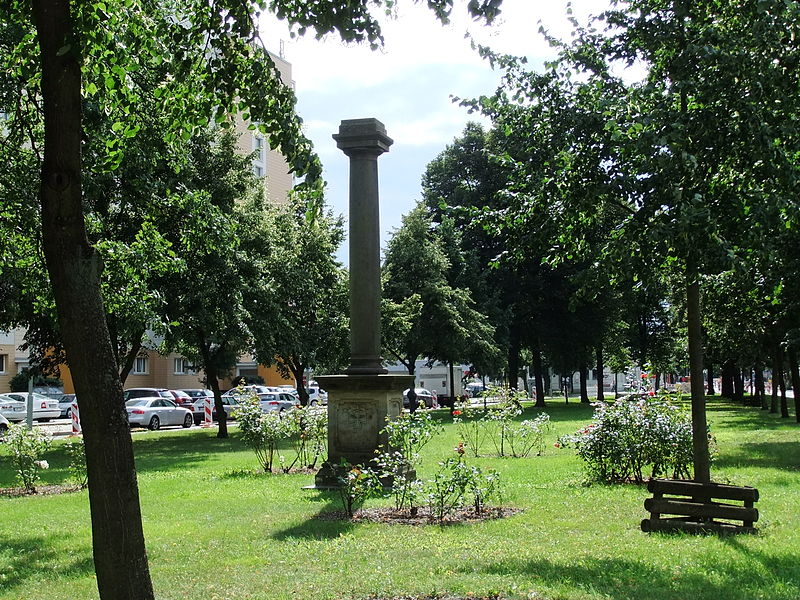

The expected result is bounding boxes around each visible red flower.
[554,442,561,448]
[452,410,462,416]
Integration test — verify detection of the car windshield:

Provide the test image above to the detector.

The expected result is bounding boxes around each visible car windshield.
[125,399,150,407]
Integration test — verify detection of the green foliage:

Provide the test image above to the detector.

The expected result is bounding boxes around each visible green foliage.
[281,407,327,471]
[557,397,699,483]
[233,394,285,473]
[335,460,383,518]
[8,370,62,393]
[504,413,552,458]
[4,424,52,492]
[376,410,442,511]
[64,438,88,489]
[481,387,524,457]
[425,446,502,522]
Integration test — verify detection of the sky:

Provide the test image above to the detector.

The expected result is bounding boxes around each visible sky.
[259,0,603,264]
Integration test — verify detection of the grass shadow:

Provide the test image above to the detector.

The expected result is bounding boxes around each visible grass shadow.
[0,533,93,592]
[270,489,356,540]
[463,551,798,600]
[714,440,800,471]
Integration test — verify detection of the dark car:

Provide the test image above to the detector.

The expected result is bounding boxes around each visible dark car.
[402,388,436,409]
[167,389,195,410]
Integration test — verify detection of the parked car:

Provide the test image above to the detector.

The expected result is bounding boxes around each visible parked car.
[58,393,77,418]
[123,388,174,403]
[226,387,296,413]
[166,389,194,410]
[402,388,436,409]
[181,389,214,402]
[305,386,328,406]
[191,394,242,424]
[2,392,61,421]
[0,412,9,434]
[125,397,193,430]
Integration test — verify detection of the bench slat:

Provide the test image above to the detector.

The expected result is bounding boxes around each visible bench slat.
[647,479,759,502]
[644,497,759,523]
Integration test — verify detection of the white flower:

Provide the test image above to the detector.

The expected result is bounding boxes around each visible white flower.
[35,460,49,470]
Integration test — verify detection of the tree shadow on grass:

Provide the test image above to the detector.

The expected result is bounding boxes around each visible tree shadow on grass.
[0,533,93,593]
[714,440,800,472]
[270,489,355,541]
[461,550,799,600]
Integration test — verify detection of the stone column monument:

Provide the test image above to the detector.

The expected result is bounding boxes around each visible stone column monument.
[314,118,414,487]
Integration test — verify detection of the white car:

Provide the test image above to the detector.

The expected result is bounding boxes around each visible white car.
[305,386,328,406]
[125,397,193,430]
[0,392,61,422]
[0,412,9,434]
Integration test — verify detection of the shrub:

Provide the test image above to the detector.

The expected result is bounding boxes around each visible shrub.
[425,444,503,523]
[281,408,327,471]
[65,437,88,488]
[452,401,485,457]
[234,395,285,473]
[5,424,52,492]
[558,397,699,483]
[505,413,552,458]
[336,460,383,518]
[376,410,441,512]
[482,388,525,457]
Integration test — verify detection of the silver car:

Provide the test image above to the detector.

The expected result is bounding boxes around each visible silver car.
[125,397,193,430]
[0,392,61,422]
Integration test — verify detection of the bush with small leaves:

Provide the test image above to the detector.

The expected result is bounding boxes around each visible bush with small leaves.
[558,397,700,483]
[505,413,552,458]
[5,424,52,493]
[65,437,88,488]
[281,407,327,471]
[376,410,441,512]
[234,394,285,473]
[336,460,383,518]
[425,444,503,523]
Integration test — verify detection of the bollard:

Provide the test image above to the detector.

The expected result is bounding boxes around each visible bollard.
[203,395,212,427]
[71,401,82,435]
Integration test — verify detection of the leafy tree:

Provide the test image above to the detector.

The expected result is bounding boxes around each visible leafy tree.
[250,192,349,406]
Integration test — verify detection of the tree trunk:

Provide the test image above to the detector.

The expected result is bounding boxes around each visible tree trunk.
[507,329,520,390]
[448,361,456,413]
[733,366,744,403]
[779,347,789,418]
[289,358,308,406]
[532,347,546,408]
[579,362,589,403]
[721,360,735,398]
[686,266,710,483]
[787,348,800,423]
[706,361,715,395]
[771,348,780,414]
[755,362,767,410]
[31,1,154,597]
[596,345,605,403]
[118,335,144,385]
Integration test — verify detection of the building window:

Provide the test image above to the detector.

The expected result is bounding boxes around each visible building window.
[132,356,149,375]
[254,136,265,161]
[0,354,6,374]
[174,357,195,375]
[253,165,263,177]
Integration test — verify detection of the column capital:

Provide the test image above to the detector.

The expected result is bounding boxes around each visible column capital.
[333,118,393,157]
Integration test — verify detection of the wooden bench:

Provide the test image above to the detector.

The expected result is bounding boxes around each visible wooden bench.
[641,478,759,535]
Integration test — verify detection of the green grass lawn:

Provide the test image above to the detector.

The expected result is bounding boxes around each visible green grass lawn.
[1,397,798,600]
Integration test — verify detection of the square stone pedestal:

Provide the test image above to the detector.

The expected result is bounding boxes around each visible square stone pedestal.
[312,373,414,488]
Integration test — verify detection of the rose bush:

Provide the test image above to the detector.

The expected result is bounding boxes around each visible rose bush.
[558,397,701,483]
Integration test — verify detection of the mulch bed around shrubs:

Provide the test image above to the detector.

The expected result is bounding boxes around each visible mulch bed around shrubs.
[0,483,82,498]
[316,506,521,525]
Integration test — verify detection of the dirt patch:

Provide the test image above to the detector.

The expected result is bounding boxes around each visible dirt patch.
[316,506,521,525]
[0,483,83,498]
